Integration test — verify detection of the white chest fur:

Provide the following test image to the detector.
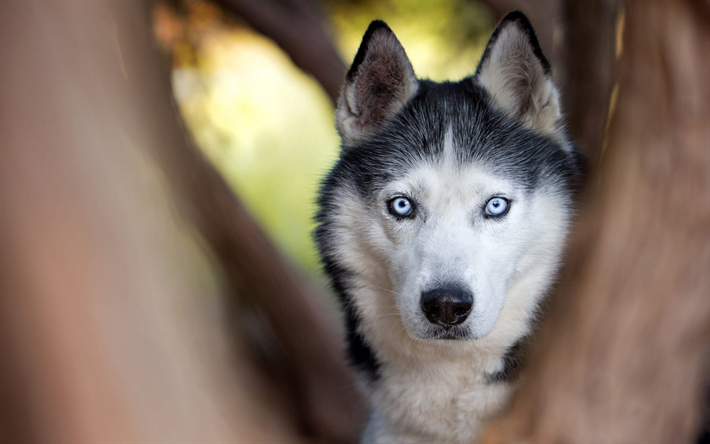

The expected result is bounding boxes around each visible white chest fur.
[362,355,514,443]
[352,272,546,444]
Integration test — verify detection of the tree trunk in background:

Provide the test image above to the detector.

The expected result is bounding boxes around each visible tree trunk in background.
[0,2,364,442]
[0,2,294,441]
[479,0,710,441]
[561,0,620,163]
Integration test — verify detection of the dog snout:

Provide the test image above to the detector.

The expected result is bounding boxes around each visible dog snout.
[420,285,473,328]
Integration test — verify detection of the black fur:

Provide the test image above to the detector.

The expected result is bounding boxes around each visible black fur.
[487,336,531,383]
[344,304,381,380]
[320,257,382,380]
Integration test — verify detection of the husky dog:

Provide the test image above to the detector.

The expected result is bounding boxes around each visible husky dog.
[316,12,584,443]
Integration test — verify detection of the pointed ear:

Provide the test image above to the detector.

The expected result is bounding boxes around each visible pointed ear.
[475,11,563,138]
[336,20,419,147]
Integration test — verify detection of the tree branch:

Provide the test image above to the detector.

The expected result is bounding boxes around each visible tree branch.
[213,0,346,103]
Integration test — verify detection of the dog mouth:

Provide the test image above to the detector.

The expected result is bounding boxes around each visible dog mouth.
[425,324,472,340]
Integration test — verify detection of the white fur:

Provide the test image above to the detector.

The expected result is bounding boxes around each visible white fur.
[328,130,572,443]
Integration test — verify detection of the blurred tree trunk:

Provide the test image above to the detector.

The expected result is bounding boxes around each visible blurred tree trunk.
[479,0,710,441]
[0,1,363,442]
[561,0,620,163]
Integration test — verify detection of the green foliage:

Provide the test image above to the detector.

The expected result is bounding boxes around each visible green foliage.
[174,30,338,274]
[326,0,495,81]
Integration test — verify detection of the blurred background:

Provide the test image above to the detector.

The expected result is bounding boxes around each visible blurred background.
[1,1,708,443]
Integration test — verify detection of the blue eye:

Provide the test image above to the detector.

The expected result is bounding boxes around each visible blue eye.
[388,197,414,218]
[485,197,509,217]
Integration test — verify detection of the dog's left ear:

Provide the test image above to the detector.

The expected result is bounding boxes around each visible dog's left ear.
[475,11,562,138]
[336,20,419,148]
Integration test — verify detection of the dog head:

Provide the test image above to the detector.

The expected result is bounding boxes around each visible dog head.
[317,13,583,344]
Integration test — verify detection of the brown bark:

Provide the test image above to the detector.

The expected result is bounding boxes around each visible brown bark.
[561,0,620,163]
[0,1,364,442]
[479,0,710,441]
[0,2,297,441]
[213,0,346,103]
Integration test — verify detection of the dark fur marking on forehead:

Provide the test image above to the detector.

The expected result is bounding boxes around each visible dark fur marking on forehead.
[329,79,583,199]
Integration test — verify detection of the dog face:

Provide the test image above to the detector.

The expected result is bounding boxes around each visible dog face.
[377,154,573,340]
[317,15,583,343]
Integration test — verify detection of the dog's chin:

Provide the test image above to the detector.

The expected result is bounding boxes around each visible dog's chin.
[402,313,499,341]
[421,324,476,340]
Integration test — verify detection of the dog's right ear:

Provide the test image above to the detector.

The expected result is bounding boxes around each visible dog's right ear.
[475,12,563,140]
[336,21,418,148]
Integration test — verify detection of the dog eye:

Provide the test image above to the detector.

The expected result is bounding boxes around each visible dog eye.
[485,197,509,217]
[388,197,414,218]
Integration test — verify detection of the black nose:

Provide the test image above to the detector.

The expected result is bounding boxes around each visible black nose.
[421,285,473,327]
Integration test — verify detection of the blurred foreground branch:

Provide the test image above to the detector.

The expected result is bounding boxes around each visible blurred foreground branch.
[0,2,363,442]
[479,0,710,441]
